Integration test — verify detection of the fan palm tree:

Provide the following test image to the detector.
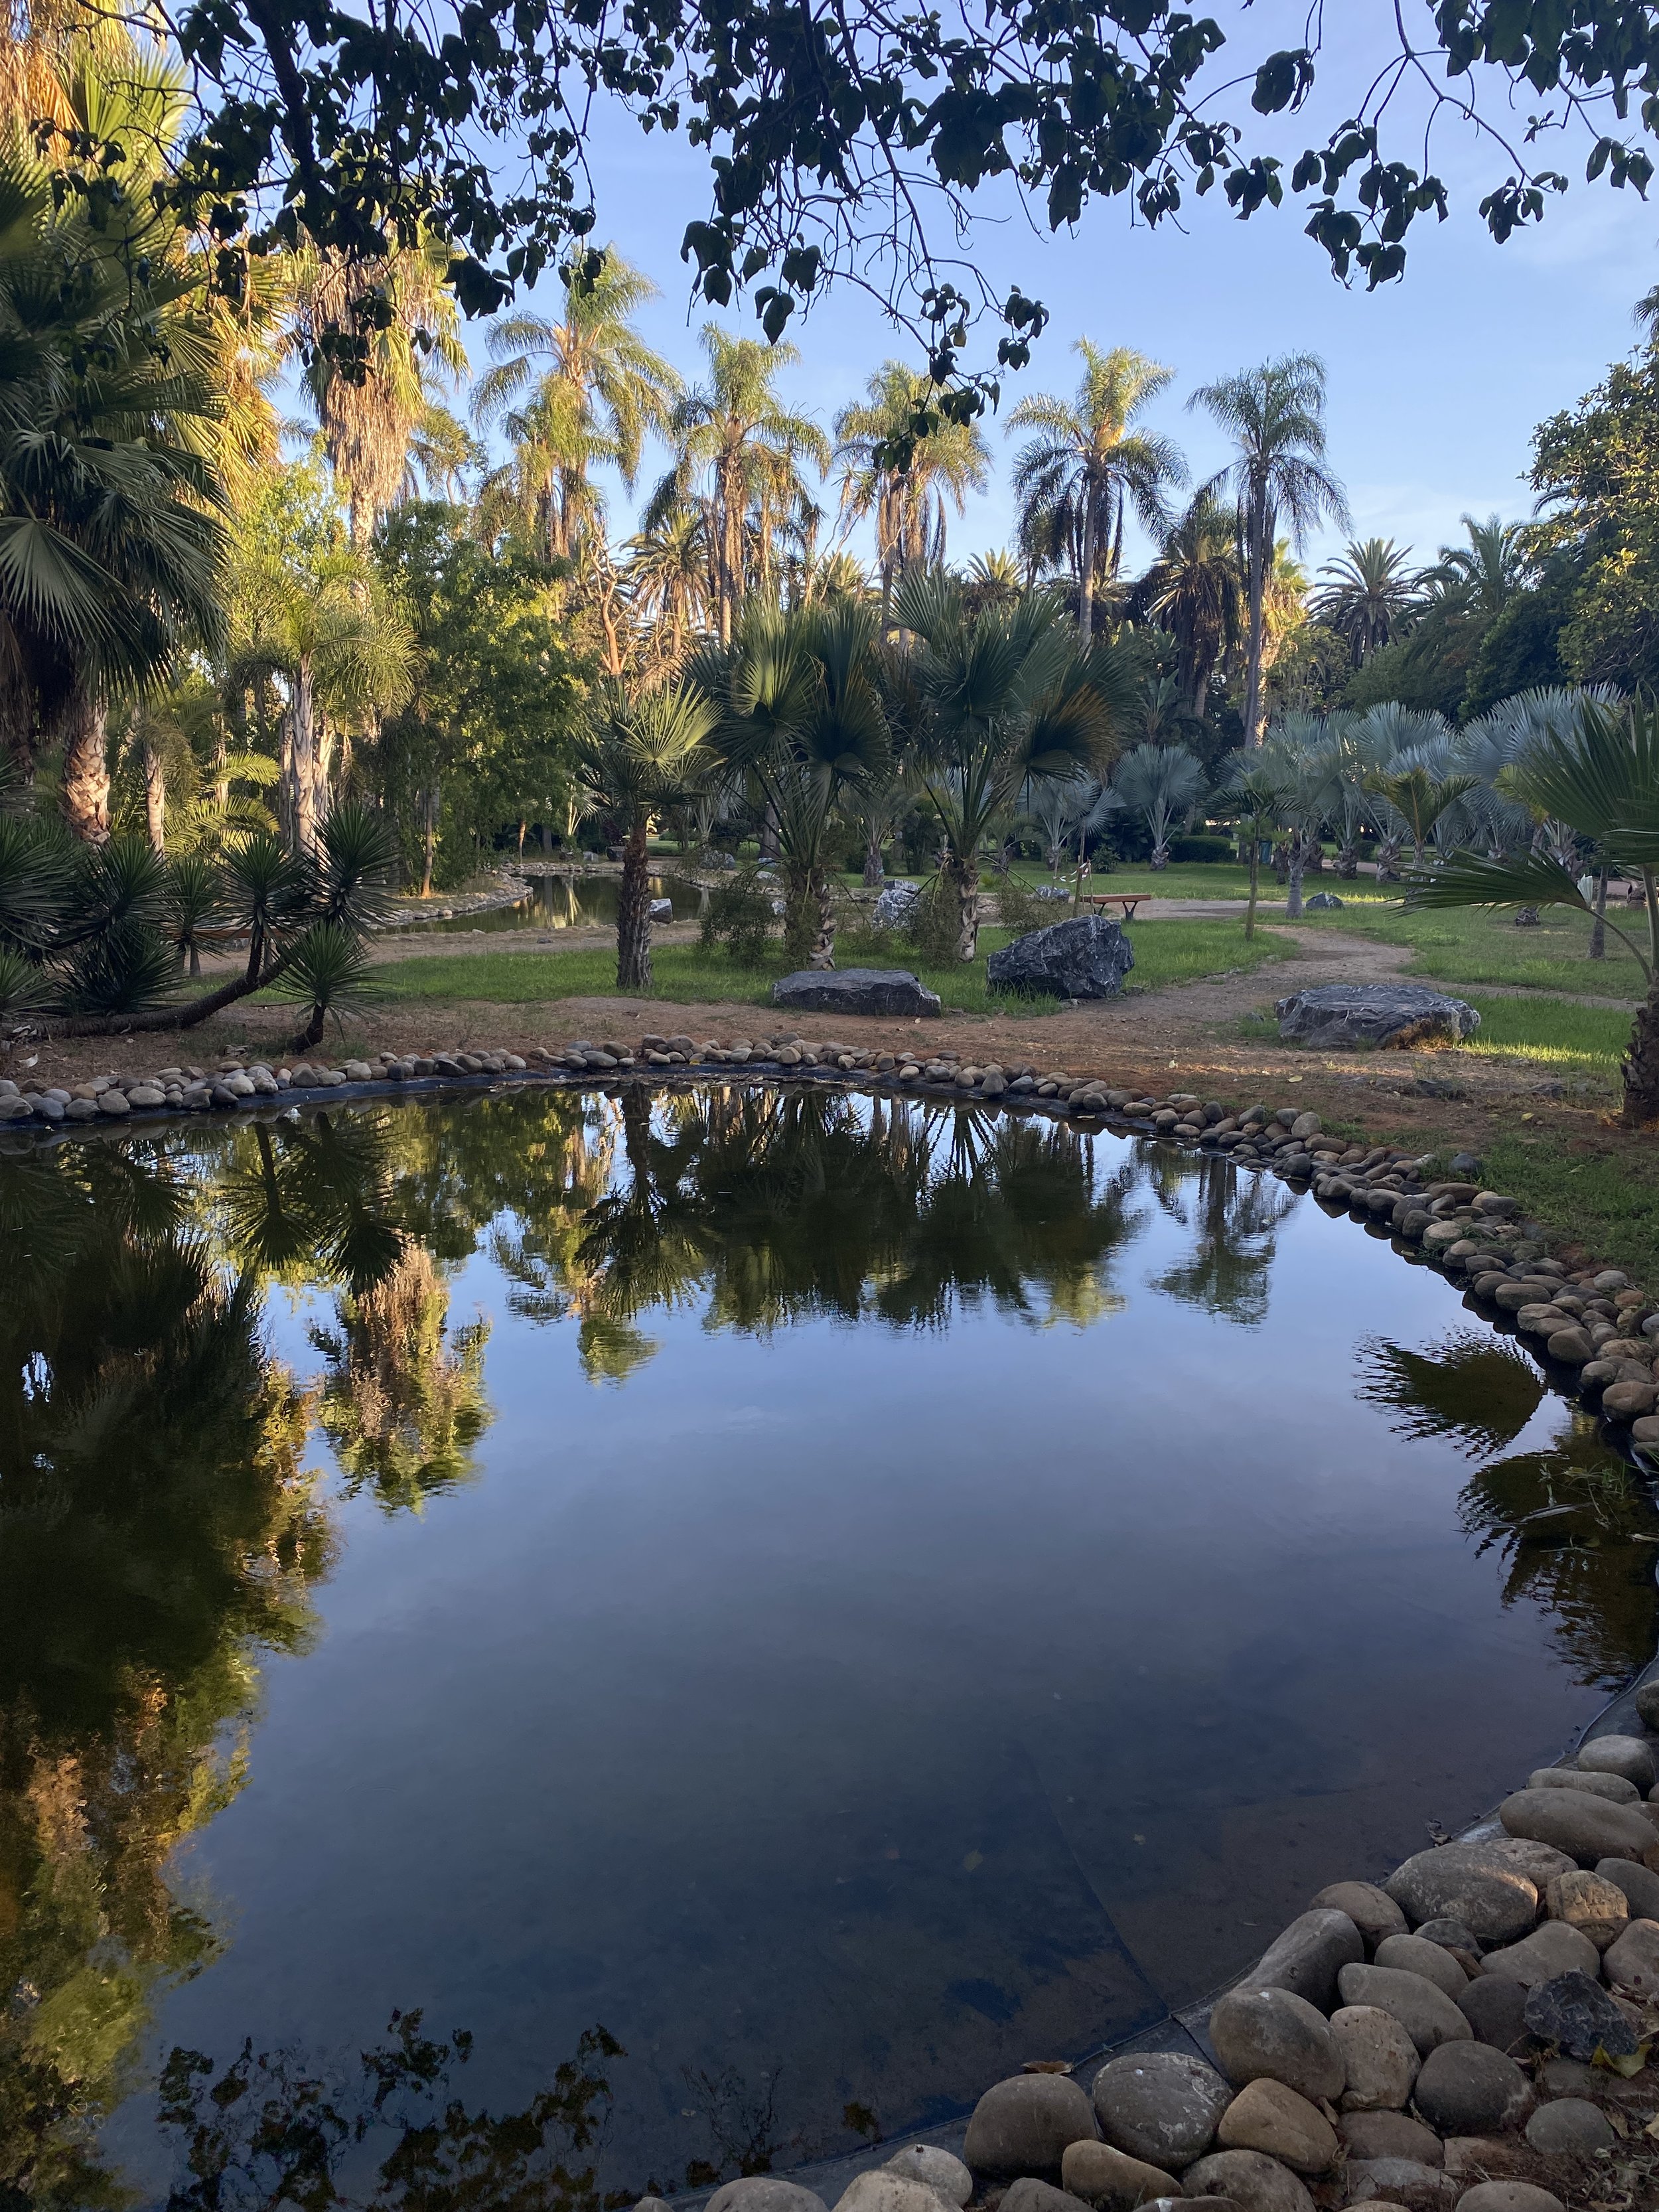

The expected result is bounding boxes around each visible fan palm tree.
[889,571,1132,958]
[707,599,891,964]
[473,250,679,564]
[1313,538,1420,666]
[1189,355,1348,748]
[1008,342,1187,642]
[575,682,719,988]
[833,363,989,617]
[1406,698,1659,1125]
[1137,490,1244,722]
[1110,742,1206,869]
[1250,717,1341,916]
[289,234,467,546]
[645,327,830,644]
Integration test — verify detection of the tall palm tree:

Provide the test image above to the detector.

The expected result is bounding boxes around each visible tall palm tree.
[646,327,830,644]
[575,683,719,988]
[1312,538,1420,665]
[1189,354,1348,748]
[1008,342,1187,642]
[622,509,713,664]
[290,235,467,546]
[473,251,679,563]
[709,599,891,966]
[1406,698,1659,1126]
[1136,490,1244,721]
[832,363,989,616]
[1429,513,1528,618]
[889,571,1131,957]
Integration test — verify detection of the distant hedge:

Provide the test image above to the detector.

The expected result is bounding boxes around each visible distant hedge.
[1167,834,1236,864]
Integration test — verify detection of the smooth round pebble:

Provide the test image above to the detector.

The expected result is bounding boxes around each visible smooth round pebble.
[1524,2099,1616,2155]
[1207,1986,1344,2102]
[1454,2188,1564,2212]
[1215,2080,1336,2174]
[1331,2006,1419,2112]
[963,2075,1096,2181]
[1578,1735,1657,1793]
[883,2148,972,2207]
[1411,2041,1533,2135]
[1090,2052,1231,2169]
[1179,2150,1313,2212]
[1373,1932,1469,1999]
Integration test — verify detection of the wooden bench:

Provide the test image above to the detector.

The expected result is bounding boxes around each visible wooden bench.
[1084,893,1147,921]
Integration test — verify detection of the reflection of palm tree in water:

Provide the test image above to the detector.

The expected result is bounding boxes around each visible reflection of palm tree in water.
[1357,1329,1659,1688]
[311,1244,492,1513]
[1143,1145,1296,1325]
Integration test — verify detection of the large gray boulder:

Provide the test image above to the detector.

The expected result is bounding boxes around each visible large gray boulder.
[1335,1964,1473,2055]
[707,2183,828,2212]
[1273,983,1480,1049]
[771,968,942,1018]
[1207,1986,1345,2101]
[1498,1785,1657,1865]
[1385,1841,1549,1944]
[987,915,1135,1001]
[1250,1909,1363,2011]
[872,882,920,928]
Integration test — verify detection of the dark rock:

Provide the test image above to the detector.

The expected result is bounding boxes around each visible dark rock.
[1338,2112,1443,2165]
[987,915,1135,1001]
[1089,2051,1230,2170]
[1374,1933,1469,2000]
[872,883,919,928]
[1179,2150,1313,2212]
[1303,893,1343,910]
[1273,984,1479,1049]
[1524,2099,1615,2156]
[1312,1883,1407,1953]
[1336,1964,1473,2055]
[1207,1986,1345,2101]
[1456,1976,1532,2056]
[1251,1910,1364,2011]
[1343,2156,1456,2206]
[1522,1970,1640,2060]
[1480,1921,1601,1987]
[771,969,942,1019]
[706,2182,828,2212]
[1454,2188,1563,2212]
[1411,2042,1533,2135]
[1595,1856,1659,1922]
[964,2074,1098,2180]
[1415,1919,1481,1955]
[1059,2140,1178,2210]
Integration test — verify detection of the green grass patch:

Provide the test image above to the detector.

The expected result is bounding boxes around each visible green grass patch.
[376,917,1289,1014]
[1474,1132,1659,1285]
[1293,898,1649,997]
[1458,994,1632,1078]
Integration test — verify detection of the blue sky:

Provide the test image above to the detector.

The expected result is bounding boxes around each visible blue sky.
[478,5,1659,581]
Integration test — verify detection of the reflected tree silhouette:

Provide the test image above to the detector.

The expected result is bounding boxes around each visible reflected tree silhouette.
[1141,1146,1296,1326]
[1355,1329,1659,1687]
[311,1245,492,1514]
[156,2014,630,2212]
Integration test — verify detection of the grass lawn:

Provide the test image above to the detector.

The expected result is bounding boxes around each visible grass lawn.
[375,917,1290,1015]
[1242,986,1633,1083]
[1293,897,1650,997]
[1460,1130,1659,1286]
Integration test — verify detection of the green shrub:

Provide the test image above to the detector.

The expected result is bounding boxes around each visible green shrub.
[992,873,1047,934]
[1167,834,1235,864]
[904,877,962,964]
[699,869,776,967]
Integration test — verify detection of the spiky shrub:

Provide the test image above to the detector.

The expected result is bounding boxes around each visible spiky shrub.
[271,922,382,1050]
[699,869,776,967]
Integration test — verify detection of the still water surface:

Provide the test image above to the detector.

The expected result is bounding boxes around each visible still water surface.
[410,871,705,932]
[3,1085,1656,2205]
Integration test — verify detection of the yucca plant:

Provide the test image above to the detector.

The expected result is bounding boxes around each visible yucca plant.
[575,682,719,988]
[1405,699,1659,1126]
[272,922,382,1049]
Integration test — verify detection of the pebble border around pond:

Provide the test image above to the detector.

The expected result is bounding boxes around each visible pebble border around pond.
[7,1029,1659,2212]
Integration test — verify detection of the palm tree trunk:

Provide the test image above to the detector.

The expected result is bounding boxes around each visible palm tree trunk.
[420,782,439,896]
[283,658,318,856]
[1078,484,1097,646]
[810,870,836,969]
[1590,867,1608,959]
[143,741,167,854]
[1285,830,1306,918]
[1243,508,1267,749]
[949,854,979,960]
[58,688,110,844]
[1621,944,1659,1126]
[863,832,884,887]
[1244,828,1260,940]
[616,812,653,988]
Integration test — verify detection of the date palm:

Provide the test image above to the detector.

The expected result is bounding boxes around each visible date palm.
[575,682,719,988]
[622,509,712,664]
[833,362,989,616]
[646,327,830,644]
[474,251,678,563]
[889,570,1132,958]
[1009,343,1186,643]
[1189,355,1348,747]
[1136,490,1244,722]
[1313,538,1420,666]
[1406,697,1659,1126]
[290,234,467,546]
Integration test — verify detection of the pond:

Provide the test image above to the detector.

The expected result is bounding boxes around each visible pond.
[4,1084,1656,2209]
[407,870,707,932]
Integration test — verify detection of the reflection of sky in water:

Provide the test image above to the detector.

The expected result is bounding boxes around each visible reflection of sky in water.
[9,1091,1653,2199]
